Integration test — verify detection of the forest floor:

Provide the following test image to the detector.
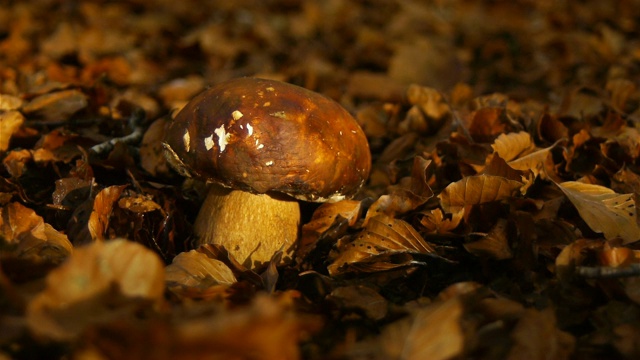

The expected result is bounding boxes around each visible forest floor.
[2,1,640,359]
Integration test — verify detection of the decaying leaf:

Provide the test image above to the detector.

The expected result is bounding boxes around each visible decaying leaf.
[328,214,437,276]
[557,181,640,244]
[165,249,236,300]
[27,239,165,340]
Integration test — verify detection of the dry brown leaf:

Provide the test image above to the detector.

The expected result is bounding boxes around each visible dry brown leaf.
[2,149,31,178]
[139,118,170,177]
[88,185,127,241]
[380,296,465,360]
[0,110,24,151]
[0,202,72,263]
[366,156,433,219]
[507,141,559,179]
[22,89,88,121]
[491,131,535,162]
[464,218,513,260]
[298,200,363,259]
[328,214,436,276]
[439,174,524,215]
[165,249,236,299]
[419,208,462,234]
[328,285,388,320]
[507,308,575,360]
[27,239,164,340]
[117,195,162,213]
[557,181,640,244]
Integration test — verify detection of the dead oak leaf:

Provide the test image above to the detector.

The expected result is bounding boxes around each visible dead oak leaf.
[556,181,640,244]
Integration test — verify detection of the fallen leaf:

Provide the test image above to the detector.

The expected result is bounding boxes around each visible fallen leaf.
[328,214,437,276]
[88,185,127,242]
[328,285,388,320]
[27,239,165,340]
[491,131,535,162]
[439,174,524,215]
[557,181,640,244]
[380,296,465,360]
[464,218,513,260]
[0,202,72,263]
[165,249,236,300]
[298,200,364,260]
[0,110,24,151]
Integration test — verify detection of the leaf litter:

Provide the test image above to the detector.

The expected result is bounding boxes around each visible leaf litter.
[2,1,640,359]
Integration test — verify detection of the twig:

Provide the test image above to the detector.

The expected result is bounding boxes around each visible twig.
[89,108,146,155]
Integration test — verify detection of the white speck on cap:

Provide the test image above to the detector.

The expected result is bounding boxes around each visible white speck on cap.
[204,134,214,150]
[246,123,253,136]
[232,110,243,120]
[214,125,229,152]
[265,161,274,166]
[183,130,191,152]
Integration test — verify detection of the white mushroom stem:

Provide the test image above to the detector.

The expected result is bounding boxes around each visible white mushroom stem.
[193,184,300,269]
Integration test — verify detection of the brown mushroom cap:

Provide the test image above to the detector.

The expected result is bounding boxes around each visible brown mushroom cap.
[163,77,371,202]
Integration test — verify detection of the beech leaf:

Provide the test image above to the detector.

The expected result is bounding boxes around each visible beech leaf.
[27,239,165,340]
[439,174,524,214]
[328,214,436,275]
[165,249,237,299]
[491,131,534,162]
[557,181,640,244]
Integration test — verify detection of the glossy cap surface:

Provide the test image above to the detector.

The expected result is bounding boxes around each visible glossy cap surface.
[163,77,371,202]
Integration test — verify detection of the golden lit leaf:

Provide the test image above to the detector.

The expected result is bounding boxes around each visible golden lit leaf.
[557,181,640,243]
[117,195,162,213]
[0,202,72,263]
[491,131,534,162]
[439,174,523,214]
[507,141,558,178]
[0,110,25,151]
[165,249,236,299]
[88,185,127,241]
[419,208,462,234]
[27,239,165,340]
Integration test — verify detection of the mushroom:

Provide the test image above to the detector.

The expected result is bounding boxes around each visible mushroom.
[163,77,371,268]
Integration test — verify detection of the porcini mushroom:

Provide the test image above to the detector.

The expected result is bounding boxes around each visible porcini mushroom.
[163,77,371,268]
